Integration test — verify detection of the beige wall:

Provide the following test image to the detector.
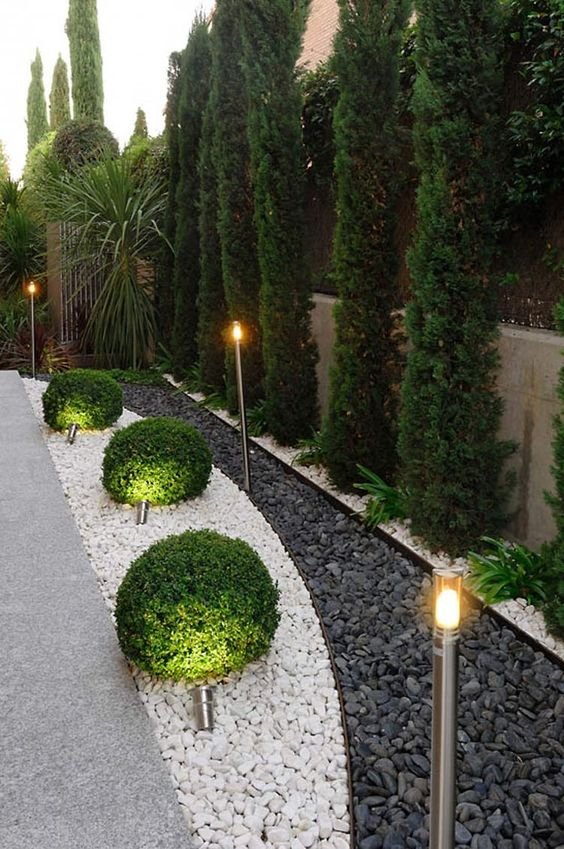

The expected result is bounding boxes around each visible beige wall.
[311,294,563,551]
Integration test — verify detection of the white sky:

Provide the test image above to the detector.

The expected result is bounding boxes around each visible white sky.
[0,0,215,178]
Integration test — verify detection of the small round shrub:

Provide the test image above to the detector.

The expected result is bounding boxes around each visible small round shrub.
[53,120,119,171]
[102,416,212,505]
[42,368,123,431]
[115,529,281,682]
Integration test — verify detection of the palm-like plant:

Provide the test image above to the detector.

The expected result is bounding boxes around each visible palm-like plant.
[0,178,45,295]
[47,158,168,369]
[466,537,548,607]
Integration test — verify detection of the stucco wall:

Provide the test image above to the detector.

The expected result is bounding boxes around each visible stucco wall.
[311,293,563,551]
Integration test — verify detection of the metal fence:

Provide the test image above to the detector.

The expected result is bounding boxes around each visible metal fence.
[58,222,106,345]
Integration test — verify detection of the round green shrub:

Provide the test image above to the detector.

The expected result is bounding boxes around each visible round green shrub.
[53,120,119,171]
[42,368,123,431]
[102,416,212,505]
[115,529,281,682]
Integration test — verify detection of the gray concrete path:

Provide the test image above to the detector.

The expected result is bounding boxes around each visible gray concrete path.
[0,372,191,849]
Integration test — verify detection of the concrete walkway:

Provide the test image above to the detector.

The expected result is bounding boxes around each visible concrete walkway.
[0,372,191,849]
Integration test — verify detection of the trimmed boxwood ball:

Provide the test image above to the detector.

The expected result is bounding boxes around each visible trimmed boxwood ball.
[115,529,281,682]
[102,416,212,505]
[42,368,123,431]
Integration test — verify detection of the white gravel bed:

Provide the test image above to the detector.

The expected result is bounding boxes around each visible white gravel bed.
[177,381,564,665]
[24,379,350,849]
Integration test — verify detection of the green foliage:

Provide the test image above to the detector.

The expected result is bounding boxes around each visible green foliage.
[42,368,123,431]
[53,120,119,172]
[172,15,212,377]
[49,56,71,131]
[115,529,280,682]
[398,0,514,555]
[354,464,409,527]
[0,292,57,372]
[292,430,326,467]
[66,0,104,122]
[22,132,58,222]
[27,50,49,152]
[503,0,564,210]
[301,63,339,191]
[542,595,564,639]
[122,135,169,189]
[157,52,183,344]
[0,188,44,294]
[197,84,227,392]
[242,0,319,445]
[130,108,148,144]
[102,416,212,505]
[466,536,547,606]
[0,141,9,182]
[323,0,409,488]
[247,399,268,438]
[104,368,167,387]
[45,158,166,369]
[211,0,264,411]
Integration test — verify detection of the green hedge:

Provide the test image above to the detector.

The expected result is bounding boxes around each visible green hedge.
[102,416,212,505]
[115,529,280,682]
[42,368,122,431]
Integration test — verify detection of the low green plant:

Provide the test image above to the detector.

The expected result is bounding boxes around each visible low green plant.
[105,368,167,387]
[466,536,548,606]
[247,399,268,437]
[115,529,280,682]
[354,464,409,527]
[292,430,326,467]
[102,416,212,505]
[42,368,122,430]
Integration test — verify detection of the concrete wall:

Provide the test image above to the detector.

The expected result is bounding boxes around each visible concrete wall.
[311,293,563,551]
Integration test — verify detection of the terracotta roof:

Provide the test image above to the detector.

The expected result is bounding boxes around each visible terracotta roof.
[299,0,340,69]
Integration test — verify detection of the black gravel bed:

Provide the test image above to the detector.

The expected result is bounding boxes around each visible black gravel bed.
[123,385,564,849]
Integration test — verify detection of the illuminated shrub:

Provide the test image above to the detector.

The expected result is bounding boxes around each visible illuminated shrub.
[115,529,280,682]
[42,368,123,431]
[102,416,212,505]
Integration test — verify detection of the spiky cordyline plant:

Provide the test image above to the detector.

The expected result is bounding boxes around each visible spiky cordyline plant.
[47,158,168,368]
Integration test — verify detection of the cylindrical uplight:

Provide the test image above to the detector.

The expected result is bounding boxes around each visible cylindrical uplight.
[232,321,251,493]
[27,281,38,380]
[136,500,150,525]
[192,685,215,731]
[430,567,463,849]
[66,423,79,445]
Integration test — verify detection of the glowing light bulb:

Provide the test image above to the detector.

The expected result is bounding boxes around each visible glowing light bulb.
[27,281,37,296]
[435,587,460,630]
[232,321,242,342]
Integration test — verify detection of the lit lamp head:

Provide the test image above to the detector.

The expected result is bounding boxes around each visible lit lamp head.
[433,567,463,635]
[232,321,242,343]
[27,280,38,297]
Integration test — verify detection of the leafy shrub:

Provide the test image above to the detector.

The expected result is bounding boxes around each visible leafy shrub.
[466,537,548,606]
[292,429,326,468]
[115,529,280,682]
[42,368,123,431]
[354,464,409,527]
[102,416,212,505]
[53,120,119,171]
[104,368,167,387]
[247,399,268,437]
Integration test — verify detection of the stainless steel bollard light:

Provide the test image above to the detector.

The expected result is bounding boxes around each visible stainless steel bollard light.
[136,500,150,525]
[26,281,38,379]
[66,423,79,444]
[192,685,215,731]
[430,567,464,849]
[232,321,251,493]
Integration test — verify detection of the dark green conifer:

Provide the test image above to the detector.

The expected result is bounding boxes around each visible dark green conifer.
[132,108,148,141]
[211,0,263,410]
[197,92,227,391]
[323,0,410,487]
[398,0,513,554]
[171,15,212,376]
[66,0,104,123]
[241,0,318,445]
[156,52,183,344]
[49,56,71,130]
[27,50,49,151]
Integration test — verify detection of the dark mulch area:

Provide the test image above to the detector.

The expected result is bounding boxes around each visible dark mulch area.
[123,384,564,849]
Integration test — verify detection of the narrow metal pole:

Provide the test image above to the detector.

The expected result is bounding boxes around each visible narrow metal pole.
[430,626,459,849]
[30,292,36,380]
[234,337,251,493]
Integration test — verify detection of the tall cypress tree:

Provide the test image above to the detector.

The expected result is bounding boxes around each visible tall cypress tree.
[156,51,183,344]
[132,108,148,140]
[66,0,104,123]
[241,0,318,445]
[0,141,9,181]
[212,0,263,410]
[323,0,410,487]
[171,15,212,376]
[49,56,71,130]
[398,0,513,555]
[197,92,227,391]
[27,50,49,152]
